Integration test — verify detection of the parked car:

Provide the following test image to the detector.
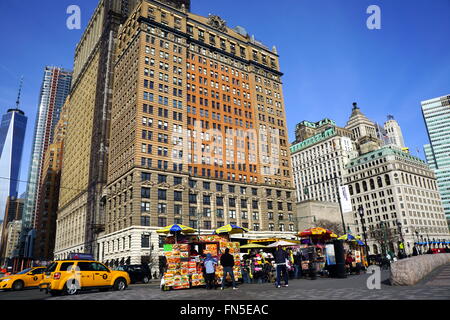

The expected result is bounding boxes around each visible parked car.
[0,267,47,291]
[39,260,130,296]
[118,265,151,284]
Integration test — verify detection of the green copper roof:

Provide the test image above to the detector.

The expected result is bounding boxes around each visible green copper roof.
[345,146,426,168]
[290,127,337,153]
[296,118,336,129]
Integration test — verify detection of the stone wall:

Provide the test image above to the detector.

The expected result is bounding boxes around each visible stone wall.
[390,254,450,286]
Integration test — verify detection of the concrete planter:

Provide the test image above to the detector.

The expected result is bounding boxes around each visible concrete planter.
[390,254,450,286]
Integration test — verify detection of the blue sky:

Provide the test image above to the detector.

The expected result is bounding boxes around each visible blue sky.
[0,0,449,195]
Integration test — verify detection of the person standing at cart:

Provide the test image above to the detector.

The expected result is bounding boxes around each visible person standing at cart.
[274,245,289,288]
[220,248,238,290]
[203,253,218,290]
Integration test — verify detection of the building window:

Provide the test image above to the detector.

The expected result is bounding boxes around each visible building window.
[141,187,151,199]
[141,202,150,212]
[174,191,182,202]
[158,203,167,214]
[174,176,182,185]
[253,223,260,231]
[158,217,167,227]
[141,216,150,226]
[141,235,150,248]
[174,204,182,215]
[158,189,167,200]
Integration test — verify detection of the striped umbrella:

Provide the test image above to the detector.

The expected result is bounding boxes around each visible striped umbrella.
[214,224,250,235]
[156,224,196,234]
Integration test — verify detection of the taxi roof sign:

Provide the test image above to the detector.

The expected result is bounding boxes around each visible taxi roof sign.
[68,253,94,260]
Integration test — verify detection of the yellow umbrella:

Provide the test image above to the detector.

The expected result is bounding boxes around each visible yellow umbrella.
[214,224,250,235]
[240,243,267,249]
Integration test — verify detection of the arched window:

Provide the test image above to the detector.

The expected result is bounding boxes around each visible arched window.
[370,179,375,190]
[385,174,391,186]
[377,176,383,188]
[362,181,368,192]
[355,182,361,194]
[349,185,354,196]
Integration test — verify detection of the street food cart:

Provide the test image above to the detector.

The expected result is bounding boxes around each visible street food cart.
[297,227,338,277]
[159,224,243,290]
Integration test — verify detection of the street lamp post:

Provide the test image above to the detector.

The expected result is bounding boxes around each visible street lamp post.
[357,205,369,265]
[303,174,347,235]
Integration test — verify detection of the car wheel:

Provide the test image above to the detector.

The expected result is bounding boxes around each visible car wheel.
[142,276,150,284]
[113,278,127,291]
[63,279,79,295]
[12,280,24,291]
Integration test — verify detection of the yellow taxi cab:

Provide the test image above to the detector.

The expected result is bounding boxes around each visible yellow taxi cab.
[0,267,47,291]
[39,260,130,296]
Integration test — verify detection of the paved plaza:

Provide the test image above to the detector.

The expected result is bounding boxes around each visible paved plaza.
[44,263,450,301]
[1,264,449,301]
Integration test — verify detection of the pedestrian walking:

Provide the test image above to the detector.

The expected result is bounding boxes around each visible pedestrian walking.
[220,248,238,290]
[203,253,218,290]
[274,245,289,288]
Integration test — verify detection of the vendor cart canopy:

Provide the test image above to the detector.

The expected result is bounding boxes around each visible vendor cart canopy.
[157,224,197,234]
[214,224,249,235]
[298,227,337,238]
[267,240,298,247]
[240,243,268,249]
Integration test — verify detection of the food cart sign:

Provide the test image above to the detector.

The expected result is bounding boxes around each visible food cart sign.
[325,244,336,265]
[354,250,362,263]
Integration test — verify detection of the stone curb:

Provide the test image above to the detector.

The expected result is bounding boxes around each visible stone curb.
[390,254,450,286]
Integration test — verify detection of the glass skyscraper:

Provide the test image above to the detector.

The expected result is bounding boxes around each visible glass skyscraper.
[422,94,450,220]
[0,108,27,221]
[22,67,72,230]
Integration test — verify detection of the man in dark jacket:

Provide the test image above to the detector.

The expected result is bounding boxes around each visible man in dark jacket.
[293,250,302,279]
[220,248,238,290]
[274,245,289,288]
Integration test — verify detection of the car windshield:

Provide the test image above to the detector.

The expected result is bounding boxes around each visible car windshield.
[45,262,58,273]
[16,268,32,275]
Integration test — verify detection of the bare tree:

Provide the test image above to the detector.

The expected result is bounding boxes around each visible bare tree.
[369,227,400,255]
[314,219,344,235]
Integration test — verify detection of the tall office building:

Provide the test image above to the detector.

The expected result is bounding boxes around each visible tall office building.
[422,94,450,220]
[343,146,450,255]
[22,67,72,231]
[0,107,27,221]
[290,119,357,234]
[384,115,405,149]
[0,197,24,266]
[33,105,68,262]
[53,0,296,264]
[54,0,143,259]
[291,118,357,203]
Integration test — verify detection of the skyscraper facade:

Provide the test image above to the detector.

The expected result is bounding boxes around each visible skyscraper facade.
[22,67,72,231]
[384,115,405,149]
[0,108,27,220]
[422,94,450,221]
[54,0,142,259]
[53,0,296,264]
